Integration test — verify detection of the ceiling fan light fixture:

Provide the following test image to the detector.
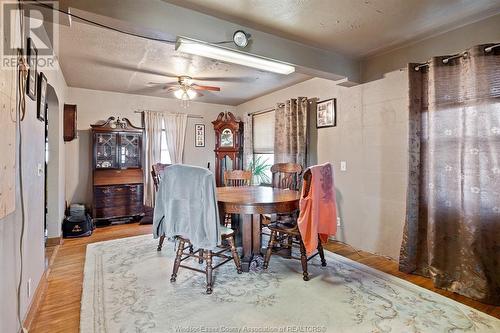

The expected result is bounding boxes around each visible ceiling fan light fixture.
[186,88,197,99]
[176,37,295,75]
[173,87,197,100]
[173,89,184,99]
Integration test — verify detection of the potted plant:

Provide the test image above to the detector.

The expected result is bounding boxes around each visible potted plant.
[248,155,272,185]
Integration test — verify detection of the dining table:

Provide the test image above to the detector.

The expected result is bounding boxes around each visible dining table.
[216,186,301,272]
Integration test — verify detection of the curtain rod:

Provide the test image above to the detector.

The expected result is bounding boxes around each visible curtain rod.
[247,97,319,116]
[134,109,203,119]
[414,44,499,71]
[485,43,500,52]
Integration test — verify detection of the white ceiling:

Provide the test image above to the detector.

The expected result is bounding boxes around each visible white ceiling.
[57,0,500,106]
[163,0,500,57]
[58,21,311,106]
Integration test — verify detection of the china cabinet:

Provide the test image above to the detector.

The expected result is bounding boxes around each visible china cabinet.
[212,112,243,186]
[90,117,144,223]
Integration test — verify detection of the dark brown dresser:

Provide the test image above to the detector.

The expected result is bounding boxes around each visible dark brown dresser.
[90,117,144,223]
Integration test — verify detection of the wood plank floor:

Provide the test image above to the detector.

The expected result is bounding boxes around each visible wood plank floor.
[31,223,499,332]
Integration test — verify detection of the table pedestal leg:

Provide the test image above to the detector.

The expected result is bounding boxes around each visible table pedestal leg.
[240,213,263,272]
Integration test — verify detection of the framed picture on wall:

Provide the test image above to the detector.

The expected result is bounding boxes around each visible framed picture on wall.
[195,124,205,147]
[37,72,47,122]
[316,98,337,128]
[26,38,38,100]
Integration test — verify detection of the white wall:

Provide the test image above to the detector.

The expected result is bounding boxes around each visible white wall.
[361,13,500,82]
[237,71,409,259]
[0,57,67,333]
[64,87,237,205]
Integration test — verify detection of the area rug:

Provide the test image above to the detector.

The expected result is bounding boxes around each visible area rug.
[81,235,499,333]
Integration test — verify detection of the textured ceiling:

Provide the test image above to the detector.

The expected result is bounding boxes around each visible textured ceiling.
[58,21,311,105]
[163,0,500,57]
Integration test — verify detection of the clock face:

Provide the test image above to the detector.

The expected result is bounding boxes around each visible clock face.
[233,30,248,48]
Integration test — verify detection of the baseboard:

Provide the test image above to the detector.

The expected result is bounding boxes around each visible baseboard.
[23,242,61,331]
[46,236,64,246]
[22,270,48,331]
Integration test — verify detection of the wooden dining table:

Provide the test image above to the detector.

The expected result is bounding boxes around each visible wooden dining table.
[217,186,300,272]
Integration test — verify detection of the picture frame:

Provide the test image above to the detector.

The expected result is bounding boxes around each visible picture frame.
[316,98,337,128]
[26,38,38,100]
[37,72,48,122]
[195,124,205,147]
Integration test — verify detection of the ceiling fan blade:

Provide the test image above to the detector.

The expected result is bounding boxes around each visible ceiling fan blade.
[195,91,204,97]
[191,76,253,83]
[164,87,179,93]
[147,81,178,87]
[191,84,220,91]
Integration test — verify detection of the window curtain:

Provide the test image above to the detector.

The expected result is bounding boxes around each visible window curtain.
[400,44,500,305]
[163,113,187,164]
[274,97,309,167]
[243,113,253,168]
[144,111,164,207]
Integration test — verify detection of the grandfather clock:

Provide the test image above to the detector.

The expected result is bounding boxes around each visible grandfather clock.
[212,112,243,186]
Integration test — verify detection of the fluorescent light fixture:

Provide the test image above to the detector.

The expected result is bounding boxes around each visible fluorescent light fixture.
[176,37,295,75]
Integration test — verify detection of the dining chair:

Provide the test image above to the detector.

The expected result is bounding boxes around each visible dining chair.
[151,163,171,251]
[155,164,242,294]
[223,170,253,228]
[263,169,327,281]
[224,170,252,187]
[270,163,303,190]
[261,163,303,248]
[171,227,242,294]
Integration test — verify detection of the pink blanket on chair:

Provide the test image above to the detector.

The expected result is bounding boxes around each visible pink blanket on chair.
[297,163,338,255]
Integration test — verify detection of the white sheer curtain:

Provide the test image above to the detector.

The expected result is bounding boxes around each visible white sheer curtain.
[144,111,164,207]
[163,113,187,164]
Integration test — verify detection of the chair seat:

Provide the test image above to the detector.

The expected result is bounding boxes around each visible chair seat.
[262,213,297,225]
[267,221,300,235]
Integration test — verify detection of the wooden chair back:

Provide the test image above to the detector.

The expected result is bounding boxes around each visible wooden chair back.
[224,170,252,187]
[302,169,312,197]
[151,163,171,191]
[270,163,303,190]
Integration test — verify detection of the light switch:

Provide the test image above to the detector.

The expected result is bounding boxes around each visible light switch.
[37,163,44,176]
[340,161,347,171]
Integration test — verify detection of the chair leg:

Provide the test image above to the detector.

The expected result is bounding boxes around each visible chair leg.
[157,235,165,251]
[317,240,327,267]
[189,244,194,254]
[263,230,277,269]
[205,250,213,294]
[198,249,204,264]
[170,239,185,282]
[299,240,310,281]
[227,236,242,274]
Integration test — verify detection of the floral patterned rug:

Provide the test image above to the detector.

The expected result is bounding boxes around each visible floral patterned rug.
[81,235,499,333]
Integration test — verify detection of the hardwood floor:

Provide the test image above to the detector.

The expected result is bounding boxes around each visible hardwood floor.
[31,223,499,332]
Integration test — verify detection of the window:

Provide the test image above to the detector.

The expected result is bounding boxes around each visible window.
[160,130,171,164]
[252,111,275,183]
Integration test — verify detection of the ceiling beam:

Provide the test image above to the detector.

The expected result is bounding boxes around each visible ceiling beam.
[57,0,360,83]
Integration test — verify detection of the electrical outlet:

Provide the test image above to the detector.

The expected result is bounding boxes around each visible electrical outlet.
[340,161,347,171]
[337,217,341,227]
[27,278,32,298]
[37,163,44,176]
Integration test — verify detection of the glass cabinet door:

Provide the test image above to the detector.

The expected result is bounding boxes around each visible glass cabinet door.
[119,133,141,168]
[95,133,117,169]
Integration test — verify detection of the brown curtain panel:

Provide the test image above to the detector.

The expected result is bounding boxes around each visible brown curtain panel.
[400,44,500,305]
[274,97,309,167]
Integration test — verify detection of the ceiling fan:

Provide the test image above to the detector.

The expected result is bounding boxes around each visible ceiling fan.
[150,75,221,101]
